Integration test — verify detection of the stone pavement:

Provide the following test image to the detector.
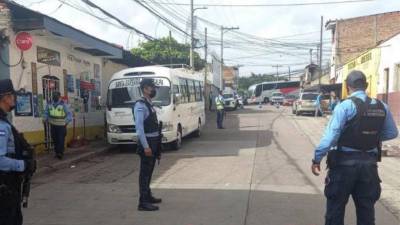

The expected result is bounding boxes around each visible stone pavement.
[287,109,400,220]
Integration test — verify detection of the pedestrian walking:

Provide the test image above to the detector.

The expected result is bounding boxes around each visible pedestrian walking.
[215,90,225,129]
[314,91,324,117]
[329,91,340,113]
[311,70,398,225]
[0,79,36,225]
[134,78,162,211]
[43,92,72,160]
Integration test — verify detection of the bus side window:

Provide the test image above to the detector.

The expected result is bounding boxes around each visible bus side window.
[195,81,202,102]
[173,84,180,104]
[188,80,196,102]
[179,78,187,103]
[198,81,203,101]
[255,85,262,97]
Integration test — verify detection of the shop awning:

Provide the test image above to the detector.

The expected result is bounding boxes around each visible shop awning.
[7,1,123,59]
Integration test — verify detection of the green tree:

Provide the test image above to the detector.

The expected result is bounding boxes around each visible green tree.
[131,37,205,70]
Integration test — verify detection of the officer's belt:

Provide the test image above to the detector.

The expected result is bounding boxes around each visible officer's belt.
[145,136,160,140]
[330,150,377,166]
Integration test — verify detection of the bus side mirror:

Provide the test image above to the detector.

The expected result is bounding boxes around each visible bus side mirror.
[174,93,181,105]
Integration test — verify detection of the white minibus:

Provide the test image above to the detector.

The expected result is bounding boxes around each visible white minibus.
[106,66,205,150]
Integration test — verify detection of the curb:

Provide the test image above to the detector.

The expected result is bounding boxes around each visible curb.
[35,145,112,177]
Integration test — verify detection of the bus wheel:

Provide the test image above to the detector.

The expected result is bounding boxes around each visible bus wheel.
[171,127,182,150]
[263,97,269,104]
[193,120,201,138]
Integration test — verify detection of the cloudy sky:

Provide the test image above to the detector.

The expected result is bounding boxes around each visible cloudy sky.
[13,0,400,76]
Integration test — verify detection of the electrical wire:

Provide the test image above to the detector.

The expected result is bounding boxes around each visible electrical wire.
[0,51,23,67]
[137,0,375,7]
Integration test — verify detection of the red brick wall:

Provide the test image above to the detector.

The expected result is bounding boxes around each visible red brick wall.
[337,12,400,65]
[378,91,400,124]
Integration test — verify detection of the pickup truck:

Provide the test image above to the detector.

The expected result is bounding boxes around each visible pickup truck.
[270,92,284,105]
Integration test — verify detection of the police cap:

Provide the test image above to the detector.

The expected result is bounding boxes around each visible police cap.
[346,70,367,89]
[140,78,156,89]
[0,79,15,96]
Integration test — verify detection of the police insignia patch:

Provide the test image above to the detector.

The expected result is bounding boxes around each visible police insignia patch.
[0,130,6,136]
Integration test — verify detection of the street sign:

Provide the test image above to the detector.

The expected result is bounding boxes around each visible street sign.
[15,32,33,51]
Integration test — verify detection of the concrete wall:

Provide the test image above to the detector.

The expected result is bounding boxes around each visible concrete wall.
[101,60,128,103]
[334,11,400,66]
[377,33,400,123]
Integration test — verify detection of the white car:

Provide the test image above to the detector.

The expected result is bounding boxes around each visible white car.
[270,92,284,105]
[292,92,318,115]
[223,93,237,110]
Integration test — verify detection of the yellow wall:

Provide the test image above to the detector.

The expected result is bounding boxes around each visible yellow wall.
[341,48,381,98]
[23,125,105,154]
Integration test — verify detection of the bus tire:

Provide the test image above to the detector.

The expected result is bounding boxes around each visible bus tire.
[263,97,269,104]
[170,127,182,150]
[192,120,201,138]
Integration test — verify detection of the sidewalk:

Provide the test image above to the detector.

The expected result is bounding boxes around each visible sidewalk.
[35,140,112,176]
[288,111,400,220]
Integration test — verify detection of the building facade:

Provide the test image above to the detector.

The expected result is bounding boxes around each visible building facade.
[0,1,140,151]
[326,11,400,83]
[223,66,239,89]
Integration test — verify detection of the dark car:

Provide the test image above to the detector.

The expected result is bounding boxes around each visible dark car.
[283,95,297,106]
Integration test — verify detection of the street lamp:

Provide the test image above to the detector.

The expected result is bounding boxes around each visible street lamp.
[190,1,207,71]
[220,26,239,90]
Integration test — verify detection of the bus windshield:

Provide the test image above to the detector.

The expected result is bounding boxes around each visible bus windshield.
[107,77,171,107]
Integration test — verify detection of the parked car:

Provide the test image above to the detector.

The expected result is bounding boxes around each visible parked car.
[283,95,297,106]
[292,92,319,115]
[270,92,284,105]
[223,92,237,110]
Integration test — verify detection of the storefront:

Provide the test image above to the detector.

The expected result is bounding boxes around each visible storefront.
[340,48,381,98]
[0,2,123,151]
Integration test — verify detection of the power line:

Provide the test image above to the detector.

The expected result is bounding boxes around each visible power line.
[138,0,374,7]
[80,0,155,40]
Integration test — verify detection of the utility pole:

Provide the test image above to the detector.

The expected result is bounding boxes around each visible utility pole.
[288,66,291,81]
[309,49,313,64]
[220,26,239,90]
[190,0,194,70]
[190,1,207,71]
[272,65,283,81]
[169,30,172,67]
[204,27,208,105]
[319,16,324,86]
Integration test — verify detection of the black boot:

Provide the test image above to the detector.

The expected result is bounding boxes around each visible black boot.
[138,203,159,211]
[149,196,162,204]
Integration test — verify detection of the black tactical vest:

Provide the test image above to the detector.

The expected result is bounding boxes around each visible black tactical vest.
[136,98,159,134]
[337,97,386,151]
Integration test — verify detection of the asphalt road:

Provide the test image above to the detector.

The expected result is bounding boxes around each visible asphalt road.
[24,105,399,225]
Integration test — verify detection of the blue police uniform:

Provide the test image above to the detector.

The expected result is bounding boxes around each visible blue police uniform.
[313,90,398,225]
[43,99,72,159]
[133,97,161,209]
[0,79,35,225]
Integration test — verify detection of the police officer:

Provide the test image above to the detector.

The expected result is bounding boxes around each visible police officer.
[134,79,162,211]
[215,90,225,129]
[43,91,72,159]
[0,79,35,225]
[311,70,399,225]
